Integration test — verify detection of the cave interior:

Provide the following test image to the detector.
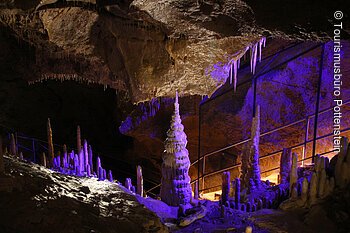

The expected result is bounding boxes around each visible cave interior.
[0,0,349,233]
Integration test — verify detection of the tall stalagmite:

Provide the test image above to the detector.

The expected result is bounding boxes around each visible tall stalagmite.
[10,133,16,156]
[160,92,192,207]
[47,118,54,167]
[241,105,261,189]
[77,125,82,154]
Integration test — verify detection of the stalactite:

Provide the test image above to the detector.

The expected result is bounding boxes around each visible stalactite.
[136,165,143,196]
[47,118,54,167]
[77,125,82,154]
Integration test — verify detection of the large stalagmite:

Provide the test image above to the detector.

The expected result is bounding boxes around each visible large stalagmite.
[241,105,261,190]
[160,92,192,207]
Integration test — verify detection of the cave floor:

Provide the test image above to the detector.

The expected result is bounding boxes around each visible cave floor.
[0,155,344,233]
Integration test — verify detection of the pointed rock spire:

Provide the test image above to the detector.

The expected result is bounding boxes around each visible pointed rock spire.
[160,91,192,206]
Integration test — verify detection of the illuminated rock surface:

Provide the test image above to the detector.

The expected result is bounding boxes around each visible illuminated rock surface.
[0,155,168,233]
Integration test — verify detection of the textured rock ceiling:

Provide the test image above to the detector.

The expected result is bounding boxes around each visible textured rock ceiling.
[1,0,346,103]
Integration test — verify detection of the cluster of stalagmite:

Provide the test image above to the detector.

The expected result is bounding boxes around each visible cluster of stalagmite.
[160,92,192,207]
[42,122,113,181]
[281,136,350,209]
[241,105,261,191]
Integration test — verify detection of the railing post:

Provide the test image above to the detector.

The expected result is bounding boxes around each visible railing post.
[197,102,201,192]
[312,43,325,162]
[302,116,310,167]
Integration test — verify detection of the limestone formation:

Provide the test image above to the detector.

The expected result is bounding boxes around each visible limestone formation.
[235,178,241,210]
[77,125,82,154]
[309,172,318,205]
[108,170,113,182]
[125,178,132,191]
[10,133,16,156]
[241,105,261,190]
[47,118,54,167]
[88,145,93,173]
[136,165,143,196]
[335,137,349,188]
[41,152,47,167]
[96,156,101,177]
[83,139,88,171]
[221,171,230,205]
[289,152,298,196]
[193,180,199,200]
[279,148,292,184]
[300,177,308,203]
[245,226,253,233]
[160,92,192,207]
[290,183,298,200]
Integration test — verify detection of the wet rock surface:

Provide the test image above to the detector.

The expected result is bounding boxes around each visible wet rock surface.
[0,155,168,233]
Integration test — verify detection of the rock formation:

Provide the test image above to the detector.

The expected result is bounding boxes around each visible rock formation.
[289,152,298,196]
[221,171,230,205]
[10,133,16,156]
[235,178,241,210]
[136,165,143,197]
[47,118,54,167]
[77,125,81,154]
[241,105,261,190]
[279,148,292,184]
[160,92,192,207]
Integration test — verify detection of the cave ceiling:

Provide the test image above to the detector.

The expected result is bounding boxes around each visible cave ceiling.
[1,0,347,103]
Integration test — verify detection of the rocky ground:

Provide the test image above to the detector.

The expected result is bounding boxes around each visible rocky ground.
[0,155,168,233]
[1,154,349,233]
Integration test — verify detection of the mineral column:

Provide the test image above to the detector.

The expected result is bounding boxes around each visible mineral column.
[279,148,292,184]
[77,125,82,154]
[289,152,298,196]
[160,92,192,206]
[47,118,54,167]
[136,165,143,197]
[221,172,230,205]
[241,105,261,189]
[10,133,16,156]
